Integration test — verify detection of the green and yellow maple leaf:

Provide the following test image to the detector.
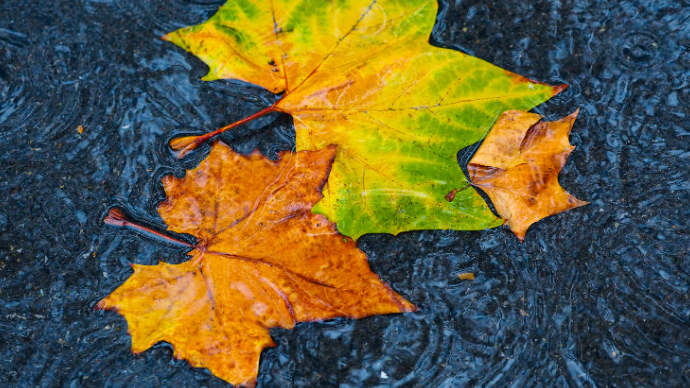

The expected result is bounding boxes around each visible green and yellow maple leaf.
[164,0,564,239]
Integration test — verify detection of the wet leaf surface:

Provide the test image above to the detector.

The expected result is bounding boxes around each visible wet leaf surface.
[468,110,588,241]
[96,142,415,387]
[164,0,564,239]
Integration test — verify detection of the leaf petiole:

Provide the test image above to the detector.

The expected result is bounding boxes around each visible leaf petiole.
[169,102,281,158]
[104,208,194,248]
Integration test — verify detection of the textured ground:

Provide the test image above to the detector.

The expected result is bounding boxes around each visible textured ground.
[0,0,689,387]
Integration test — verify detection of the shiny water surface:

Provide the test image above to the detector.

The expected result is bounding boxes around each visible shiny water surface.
[1,0,689,387]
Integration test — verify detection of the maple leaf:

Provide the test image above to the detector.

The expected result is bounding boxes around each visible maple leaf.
[162,0,565,239]
[96,141,415,387]
[467,110,588,241]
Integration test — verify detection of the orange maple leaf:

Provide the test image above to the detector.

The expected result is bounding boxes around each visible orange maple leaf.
[467,110,588,241]
[96,141,415,387]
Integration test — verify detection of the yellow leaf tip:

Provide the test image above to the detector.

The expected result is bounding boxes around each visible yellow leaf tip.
[514,232,526,242]
[94,299,106,310]
[240,378,258,388]
[406,304,419,313]
[551,83,569,96]
[94,297,117,312]
[201,72,220,82]
[161,30,182,44]
[571,198,589,209]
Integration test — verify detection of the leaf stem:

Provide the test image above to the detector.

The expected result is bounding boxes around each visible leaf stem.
[169,102,280,158]
[104,208,194,248]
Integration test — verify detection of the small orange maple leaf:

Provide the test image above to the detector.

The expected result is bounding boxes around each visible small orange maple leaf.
[467,110,588,241]
[96,141,415,387]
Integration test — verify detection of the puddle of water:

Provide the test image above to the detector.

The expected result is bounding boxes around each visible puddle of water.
[0,0,689,387]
